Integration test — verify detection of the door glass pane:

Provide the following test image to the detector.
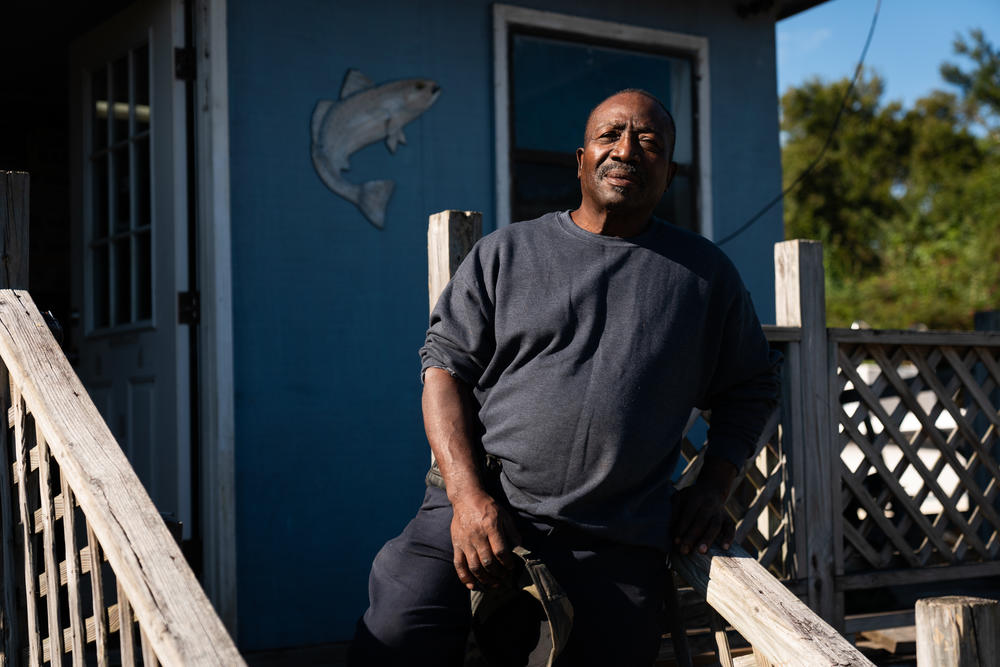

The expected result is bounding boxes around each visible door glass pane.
[135,136,151,227]
[136,230,152,321]
[92,66,108,149]
[134,44,150,118]
[511,33,698,232]
[111,56,130,143]
[92,155,109,241]
[113,238,131,325]
[134,43,153,324]
[113,145,130,233]
[93,243,110,328]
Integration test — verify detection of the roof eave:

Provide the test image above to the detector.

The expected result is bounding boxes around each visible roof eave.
[776,0,831,20]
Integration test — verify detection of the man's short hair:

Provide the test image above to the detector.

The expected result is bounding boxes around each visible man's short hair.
[583,89,677,149]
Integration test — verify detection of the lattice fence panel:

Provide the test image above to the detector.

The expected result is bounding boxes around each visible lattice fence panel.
[676,344,795,581]
[0,376,158,667]
[836,341,1000,574]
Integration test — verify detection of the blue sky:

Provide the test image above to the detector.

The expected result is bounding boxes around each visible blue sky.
[777,0,1000,109]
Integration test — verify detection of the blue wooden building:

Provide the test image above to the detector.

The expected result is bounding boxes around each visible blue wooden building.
[3,0,825,654]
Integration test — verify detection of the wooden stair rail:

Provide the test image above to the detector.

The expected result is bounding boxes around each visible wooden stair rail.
[0,289,243,666]
[672,547,874,666]
[671,404,873,666]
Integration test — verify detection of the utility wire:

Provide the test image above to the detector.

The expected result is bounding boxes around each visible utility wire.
[716,0,882,247]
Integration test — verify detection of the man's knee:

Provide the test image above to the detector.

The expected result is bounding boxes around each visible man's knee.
[350,568,469,667]
[351,526,470,663]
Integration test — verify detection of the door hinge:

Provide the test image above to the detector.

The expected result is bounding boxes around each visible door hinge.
[174,46,196,81]
[178,291,200,325]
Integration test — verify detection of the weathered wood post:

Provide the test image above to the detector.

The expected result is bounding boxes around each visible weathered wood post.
[0,172,29,290]
[426,210,483,476]
[915,596,1000,667]
[0,170,29,665]
[774,240,841,627]
[428,210,482,313]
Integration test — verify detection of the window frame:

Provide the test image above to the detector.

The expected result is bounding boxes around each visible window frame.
[492,4,713,238]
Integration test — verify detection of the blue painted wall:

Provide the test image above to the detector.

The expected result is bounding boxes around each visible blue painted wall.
[227,0,784,649]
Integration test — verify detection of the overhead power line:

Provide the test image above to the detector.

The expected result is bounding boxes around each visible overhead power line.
[716,0,883,247]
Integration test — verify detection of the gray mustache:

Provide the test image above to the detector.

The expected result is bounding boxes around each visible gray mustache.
[598,162,646,187]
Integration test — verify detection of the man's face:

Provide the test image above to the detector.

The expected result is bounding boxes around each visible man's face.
[576,93,677,215]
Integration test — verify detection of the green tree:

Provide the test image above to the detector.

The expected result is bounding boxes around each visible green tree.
[940,29,1000,139]
[782,72,908,282]
[780,30,1000,330]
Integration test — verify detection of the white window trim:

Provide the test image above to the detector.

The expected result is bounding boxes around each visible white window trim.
[194,0,237,634]
[492,4,714,239]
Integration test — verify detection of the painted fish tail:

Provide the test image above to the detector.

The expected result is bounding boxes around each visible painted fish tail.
[358,179,395,229]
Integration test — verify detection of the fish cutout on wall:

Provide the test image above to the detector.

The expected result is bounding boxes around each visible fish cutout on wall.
[311,69,442,229]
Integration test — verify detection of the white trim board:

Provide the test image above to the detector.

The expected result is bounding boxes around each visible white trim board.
[194,0,238,635]
[491,4,714,239]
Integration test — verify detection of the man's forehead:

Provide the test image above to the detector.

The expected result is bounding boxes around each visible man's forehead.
[586,93,670,134]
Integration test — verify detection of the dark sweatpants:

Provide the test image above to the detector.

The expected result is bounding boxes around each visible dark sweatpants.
[349,486,667,667]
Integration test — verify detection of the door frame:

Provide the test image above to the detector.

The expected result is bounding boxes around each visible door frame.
[192,0,237,634]
[67,0,236,635]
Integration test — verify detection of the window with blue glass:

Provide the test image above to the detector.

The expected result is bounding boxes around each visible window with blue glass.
[511,33,698,232]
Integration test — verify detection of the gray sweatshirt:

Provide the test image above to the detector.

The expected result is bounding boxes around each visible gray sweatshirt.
[420,211,780,550]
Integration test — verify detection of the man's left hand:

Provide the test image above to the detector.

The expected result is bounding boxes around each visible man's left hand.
[670,455,738,555]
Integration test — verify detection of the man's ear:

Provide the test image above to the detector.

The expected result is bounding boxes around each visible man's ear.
[576,148,584,179]
[665,161,679,190]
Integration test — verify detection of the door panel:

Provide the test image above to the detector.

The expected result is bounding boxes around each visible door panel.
[70,0,192,538]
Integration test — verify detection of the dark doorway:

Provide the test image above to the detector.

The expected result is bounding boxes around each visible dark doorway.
[1,2,135,357]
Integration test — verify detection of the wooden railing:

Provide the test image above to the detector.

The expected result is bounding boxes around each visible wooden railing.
[0,290,243,666]
[672,399,874,666]
[672,545,872,666]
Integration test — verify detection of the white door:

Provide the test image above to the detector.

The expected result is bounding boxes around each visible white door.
[69,0,192,539]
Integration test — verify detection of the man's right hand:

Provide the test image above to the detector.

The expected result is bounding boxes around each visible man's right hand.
[450,489,521,589]
[422,368,523,589]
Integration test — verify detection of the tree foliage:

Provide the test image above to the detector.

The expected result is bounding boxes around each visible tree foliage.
[781,30,1000,329]
[940,29,1000,139]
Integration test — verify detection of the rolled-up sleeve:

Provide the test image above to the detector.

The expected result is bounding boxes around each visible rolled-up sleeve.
[419,257,496,386]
